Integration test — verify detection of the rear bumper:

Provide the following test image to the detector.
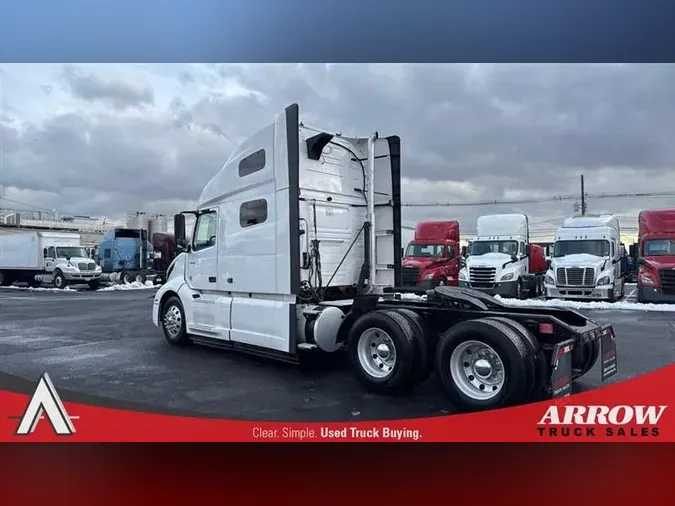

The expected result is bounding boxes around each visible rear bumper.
[459,279,518,297]
[545,284,613,300]
[637,285,675,303]
[550,323,617,397]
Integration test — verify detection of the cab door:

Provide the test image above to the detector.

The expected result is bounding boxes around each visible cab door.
[44,246,56,272]
[186,209,218,292]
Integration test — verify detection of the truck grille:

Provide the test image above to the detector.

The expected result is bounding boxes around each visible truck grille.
[557,267,595,286]
[78,262,95,271]
[659,269,675,295]
[469,267,496,288]
[402,266,421,286]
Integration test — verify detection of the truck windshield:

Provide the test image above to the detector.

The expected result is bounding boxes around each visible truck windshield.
[470,240,518,256]
[55,247,88,259]
[553,240,609,257]
[644,239,675,256]
[405,244,444,257]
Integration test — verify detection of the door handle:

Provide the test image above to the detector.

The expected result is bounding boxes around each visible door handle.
[192,293,200,299]
[189,261,196,265]
[208,277,216,283]
[227,277,233,284]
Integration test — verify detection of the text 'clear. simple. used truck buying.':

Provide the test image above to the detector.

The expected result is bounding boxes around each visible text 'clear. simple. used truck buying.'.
[0,231,102,289]
[151,104,618,412]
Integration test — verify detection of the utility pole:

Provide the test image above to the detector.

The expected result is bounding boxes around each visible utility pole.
[580,175,587,216]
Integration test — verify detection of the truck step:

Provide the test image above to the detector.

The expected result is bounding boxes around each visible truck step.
[189,335,300,364]
[297,343,318,351]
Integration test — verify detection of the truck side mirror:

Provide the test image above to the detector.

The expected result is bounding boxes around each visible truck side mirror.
[525,244,530,257]
[461,246,467,257]
[174,214,186,249]
[637,257,646,267]
[43,248,48,258]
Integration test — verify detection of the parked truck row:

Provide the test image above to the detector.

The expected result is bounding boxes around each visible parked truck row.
[400,208,675,304]
[0,227,178,289]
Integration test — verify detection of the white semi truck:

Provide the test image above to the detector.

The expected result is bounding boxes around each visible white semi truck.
[0,231,102,289]
[458,214,547,299]
[151,103,618,412]
[544,214,626,301]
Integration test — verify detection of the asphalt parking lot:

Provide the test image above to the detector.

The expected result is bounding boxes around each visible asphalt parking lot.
[0,287,673,422]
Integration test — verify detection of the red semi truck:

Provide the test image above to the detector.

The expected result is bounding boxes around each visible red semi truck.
[402,221,461,288]
[635,209,675,303]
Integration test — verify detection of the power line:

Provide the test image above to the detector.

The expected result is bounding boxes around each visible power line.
[402,190,675,208]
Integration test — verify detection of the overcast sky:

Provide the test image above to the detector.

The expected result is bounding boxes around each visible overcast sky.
[2,63,675,240]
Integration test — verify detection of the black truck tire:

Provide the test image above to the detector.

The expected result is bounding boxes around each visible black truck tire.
[393,308,435,386]
[516,278,526,300]
[135,272,147,284]
[347,310,418,395]
[88,280,101,291]
[53,270,67,289]
[483,317,548,400]
[435,318,532,411]
[160,296,191,346]
[120,271,133,284]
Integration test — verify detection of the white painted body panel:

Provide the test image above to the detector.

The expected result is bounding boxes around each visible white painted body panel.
[0,232,81,270]
[153,104,399,356]
[562,214,620,232]
[545,214,623,300]
[459,214,531,285]
[476,214,528,239]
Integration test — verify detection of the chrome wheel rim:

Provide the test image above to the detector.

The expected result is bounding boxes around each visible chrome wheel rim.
[357,328,397,379]
[450,340,505,400]
[163,305,182,338]
[54,276,63,288]
[135,274,144,283]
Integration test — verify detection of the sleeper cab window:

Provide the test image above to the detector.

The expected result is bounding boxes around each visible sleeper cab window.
[193,211,218,251]
[238,149,266,177]
[240,199,268,228]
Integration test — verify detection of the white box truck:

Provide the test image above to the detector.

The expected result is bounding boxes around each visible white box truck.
[458,214,548,299]
[0,231,102,289]
[150,103,618,412]
[544,214,626,301]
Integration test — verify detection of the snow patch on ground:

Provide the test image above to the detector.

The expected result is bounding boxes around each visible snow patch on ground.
[97,281,156,291]
[494,295,675,312]
[3,281,156,292]
[4,285,77,292]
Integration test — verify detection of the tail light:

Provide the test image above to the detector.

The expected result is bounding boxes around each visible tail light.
[539,323,554,334]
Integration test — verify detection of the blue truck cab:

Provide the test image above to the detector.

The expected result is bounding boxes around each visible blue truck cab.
[97,228,156,284]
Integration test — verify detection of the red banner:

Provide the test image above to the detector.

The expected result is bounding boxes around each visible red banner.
[1,364,673,442]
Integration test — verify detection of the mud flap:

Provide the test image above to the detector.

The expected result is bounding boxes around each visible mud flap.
[600,324,618,381]
[550,338,575,399]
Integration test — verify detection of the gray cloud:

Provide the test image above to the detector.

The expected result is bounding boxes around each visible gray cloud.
[3,63,675,239]
[61,65,155,111]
